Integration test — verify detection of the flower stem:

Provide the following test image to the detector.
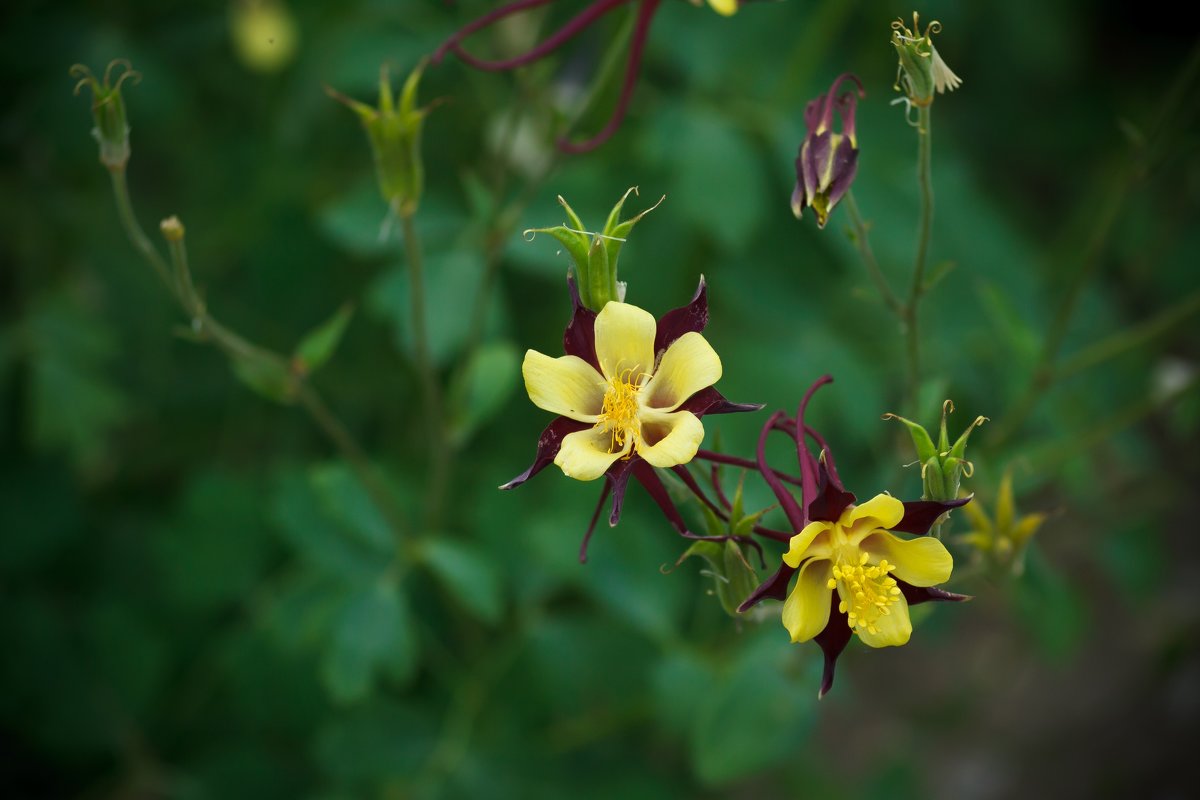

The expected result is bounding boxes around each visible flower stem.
[109,168,176,296]
[904,104,934,413]
[400,209,450,528]
[108,167,410,539]
[843,191,902,317]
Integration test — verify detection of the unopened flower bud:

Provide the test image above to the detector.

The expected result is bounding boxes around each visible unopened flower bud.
[523,187,663,310]
[891,13,961,107]
[792,73,863,229]
[70,60,140,171]
[327,62,432,216]
[884,399,987,503]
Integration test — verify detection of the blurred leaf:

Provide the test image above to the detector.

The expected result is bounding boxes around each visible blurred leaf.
[231,354,296,404]
[447,340,520,445]
[0,463,81,575]
[367,248,496,367]
[25,288,129,468]
[83,600,170,716]
[653,649,718,738]
[321,580,418,703]
[1013,546,1089,662]
[271,468,392,582]
[314,700,438,786]
[690,630,817,785]
[310,462,395,554]
[155,470,271,612]
[1098,521,1167,604]
[650,106,767,252]
[295,304,354,373]
[264,568,345,653]
[417,537,505,625]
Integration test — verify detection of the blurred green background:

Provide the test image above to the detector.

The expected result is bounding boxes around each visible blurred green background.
[3,0,1199,797]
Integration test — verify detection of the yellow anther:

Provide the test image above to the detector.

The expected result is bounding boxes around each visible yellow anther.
[832,550,902,638]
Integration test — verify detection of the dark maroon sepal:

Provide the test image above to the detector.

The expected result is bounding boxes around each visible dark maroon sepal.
[807,460,855,523]
[814,601,853,698]
[678,386,764,418]
[737,562,797,612]
[894,495,973,535]
[654,277,708,353]
[630,460,690,535]
[898,581,972,605]
[500,416,589,490]
[563,274,600,371]
[579,480,612,563]
[604,458,637,527]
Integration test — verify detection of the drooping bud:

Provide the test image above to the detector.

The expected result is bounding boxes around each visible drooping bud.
[891,13,961,108]
[884,399,987,504]
[70,60,140,171]
[791,73,864,229]
[524,187,664,311]
[326,62,432,216]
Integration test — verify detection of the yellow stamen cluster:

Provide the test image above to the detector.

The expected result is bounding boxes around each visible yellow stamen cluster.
[599,370,642,450]
[829,552,902,636]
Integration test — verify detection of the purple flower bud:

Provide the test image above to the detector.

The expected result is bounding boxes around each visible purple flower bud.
[791,73,864,229]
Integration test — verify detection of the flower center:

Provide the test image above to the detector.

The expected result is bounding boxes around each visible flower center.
[829,551,902,637]
[598,370,643,451]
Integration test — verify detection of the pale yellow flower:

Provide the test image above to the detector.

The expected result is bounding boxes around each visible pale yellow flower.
[521,301,722,481]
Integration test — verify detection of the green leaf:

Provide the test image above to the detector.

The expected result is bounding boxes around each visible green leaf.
[25,289,129,468]
[231,354,296,404]
[295,304,354,374]
[321,580,418,703]
[883,413,938,464]
[690,630,817,785]
[447,341,520,446]
[270,468,392,582]
[418,538,505,625]
[310,462,395,554]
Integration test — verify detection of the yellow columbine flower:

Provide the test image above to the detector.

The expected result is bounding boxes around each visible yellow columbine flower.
[781,493,954,648]
[521,301,722,481]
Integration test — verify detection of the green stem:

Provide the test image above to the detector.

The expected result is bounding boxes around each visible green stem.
[462,5,637,355]
[400,209,450,528]
[993,43,1200,446]
[298,385,411,541]
[843,192,902,317]
[905,104,934,412]
[1055,290,1200,381]
[109,168,176,296]
[109,169,409,539]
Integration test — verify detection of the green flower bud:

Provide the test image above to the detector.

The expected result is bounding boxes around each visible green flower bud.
[884,399,987,502]
[524,187,663,311]
[891,13,961,108]
[327,62,432,216]
[70,60,140,171]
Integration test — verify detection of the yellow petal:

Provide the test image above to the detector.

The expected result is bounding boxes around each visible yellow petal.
[996,471,1015,533]
[859,530,953,587]
[707,0,738,16]
[522,350,604,422]
[783,521,832,568]
[1011,512,1047,547]
[641,332,722,411]
[782,559,833,643]
[594,302,656,383]
[843,493,905,537]
[855,597,912,648]
[635,409,704,468]
[554,426,629,481]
